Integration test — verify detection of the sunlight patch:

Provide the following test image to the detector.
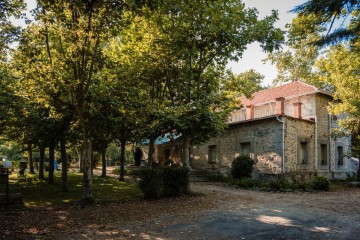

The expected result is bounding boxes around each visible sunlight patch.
[256,215,295,227]
[312,227,330,232]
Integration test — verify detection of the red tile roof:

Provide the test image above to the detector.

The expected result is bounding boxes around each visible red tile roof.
[241,81,322,106]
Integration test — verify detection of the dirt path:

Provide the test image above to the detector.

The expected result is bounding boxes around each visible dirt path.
[1,180,359,239]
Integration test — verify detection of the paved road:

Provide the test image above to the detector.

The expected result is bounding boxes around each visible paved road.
[128,182,360,240]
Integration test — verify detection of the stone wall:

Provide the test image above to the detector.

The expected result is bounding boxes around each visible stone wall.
[191,117,283,176]
[316,94,352,179]
[283,117,315,175]
[316,94,331,174]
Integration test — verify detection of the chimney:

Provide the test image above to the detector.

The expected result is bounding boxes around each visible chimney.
[293,102,302,119]
[275,97,285,115]
[246,104,254,120]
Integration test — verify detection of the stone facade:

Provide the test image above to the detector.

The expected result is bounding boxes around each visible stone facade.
[153,82,352,180]
[283,117,315,174]
[191,117,283,177]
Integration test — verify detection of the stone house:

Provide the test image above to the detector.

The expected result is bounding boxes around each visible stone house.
[189,81,352,179]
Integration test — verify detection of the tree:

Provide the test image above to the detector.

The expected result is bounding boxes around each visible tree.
[292,0,360,46]
[315,43,360,180]
[0,0,26,135]
[222,69,265,100]
[151,0,284,166]
[29,0,150,203]
[0,0,26,60]
[292,0,360,180]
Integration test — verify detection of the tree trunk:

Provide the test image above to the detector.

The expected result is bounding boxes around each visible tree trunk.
[81,127,93,203]
[60,134,68,192]
[357,153,360,182]
[119,138,126,181]
[101,148,107,177]
[182,134,191,168]
[39,147,45,180]
[91,149,94,176]
[148,136,155,168]
[28,144,34,174]
[79,151,83,173]
[48,143,55,184]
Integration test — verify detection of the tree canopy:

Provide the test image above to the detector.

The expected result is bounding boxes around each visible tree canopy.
[292,0,360,46]
[0,0,284,202]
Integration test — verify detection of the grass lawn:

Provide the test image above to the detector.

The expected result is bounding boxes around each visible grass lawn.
[3,171,143,207]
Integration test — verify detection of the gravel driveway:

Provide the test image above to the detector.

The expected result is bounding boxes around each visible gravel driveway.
[130,182,360,240]
[1,180,359,240]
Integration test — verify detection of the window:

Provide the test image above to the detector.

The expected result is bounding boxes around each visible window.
[208,145,217,163]
[298,141,309,164]
[240,142,251,156]
[320,144,327,165]
[337,146,344,166]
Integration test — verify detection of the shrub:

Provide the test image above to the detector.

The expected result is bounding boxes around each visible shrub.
[294,181,311,192]
[312,176,330,191]
[139,169,163,199]
[163,168,189,197]
[231,155,255,179]
[269,178,291,191]
[237,178,259,189]
[126,168,142,177]
[206,173,232,182]
[138,167,190,199]
[112,167,120,175]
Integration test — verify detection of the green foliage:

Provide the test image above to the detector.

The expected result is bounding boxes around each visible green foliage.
[312,176,330,191]
[222,69,264,101]
[292,0,360,45]
[107,143,120,164]
[163,168,189,197]
[1,0,285,199]
[138,167,190,199]
[206,172,232,182]
[226,176,331,192]
[316,43,360,134]
[125,168,143,177]
[231,178,260,189]
[269,178,292,191]
[231,155,255,179]
[0,141,22,160]
[139,169,164,200]
[0,0,26,60]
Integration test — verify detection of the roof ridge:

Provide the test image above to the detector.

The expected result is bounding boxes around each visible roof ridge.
[241,81,322,106]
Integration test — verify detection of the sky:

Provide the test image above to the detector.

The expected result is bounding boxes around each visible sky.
[15,0,306,86]
[228,0,306,86]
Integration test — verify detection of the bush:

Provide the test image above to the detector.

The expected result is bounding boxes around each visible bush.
[231,155,255,179]
[112,167,120,175]
[138,167,190,199]
[236,178,259,189]
[163,168,189,197]
[294,181,311,192]
[139,169,163,199]
[312,176,330,191]
[268,178,290,191]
